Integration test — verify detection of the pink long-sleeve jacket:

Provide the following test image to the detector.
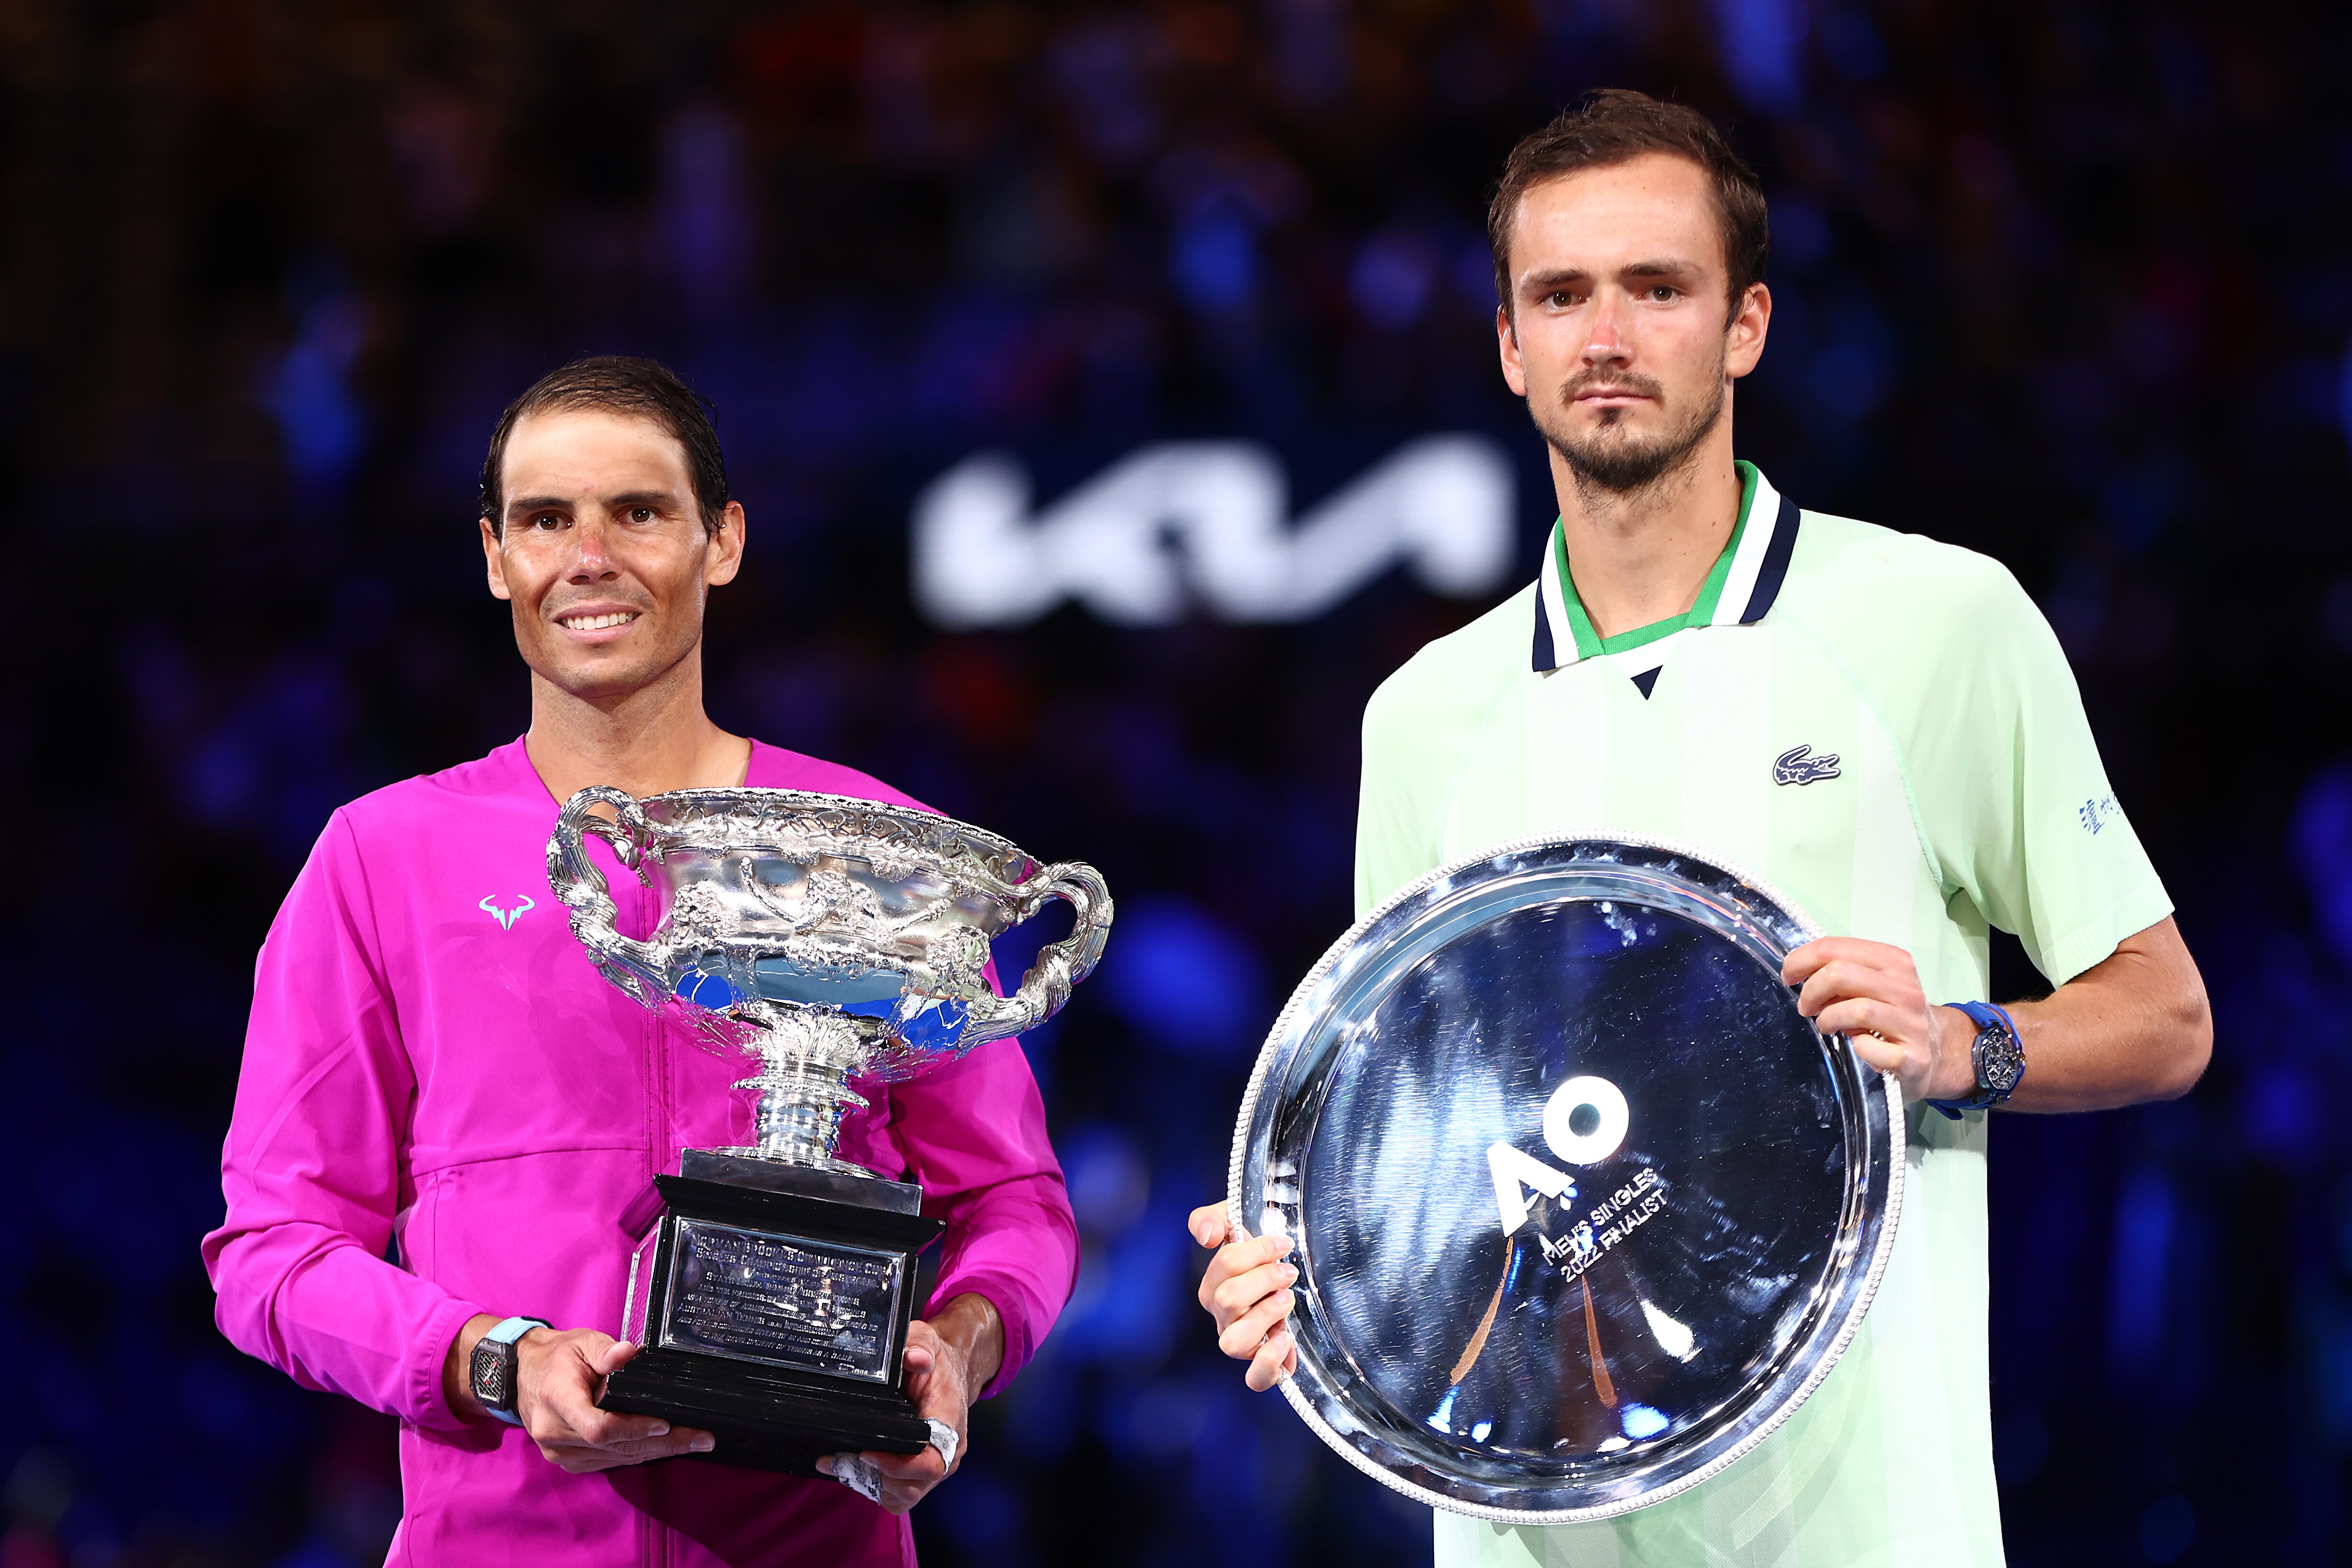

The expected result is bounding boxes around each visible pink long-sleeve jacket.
[203,738,1079,1567]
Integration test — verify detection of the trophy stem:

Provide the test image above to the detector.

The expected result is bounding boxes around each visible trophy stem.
[732,1007,876,1176]
[750,1067,861,1164]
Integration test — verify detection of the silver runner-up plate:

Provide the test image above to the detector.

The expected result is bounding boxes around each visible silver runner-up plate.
[1229,836,1903,1522]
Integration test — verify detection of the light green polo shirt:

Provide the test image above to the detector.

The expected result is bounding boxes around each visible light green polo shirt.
[1356,463,2170,1568]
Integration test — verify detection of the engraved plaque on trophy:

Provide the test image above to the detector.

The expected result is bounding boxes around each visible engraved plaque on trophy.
[549,786,1111,1473]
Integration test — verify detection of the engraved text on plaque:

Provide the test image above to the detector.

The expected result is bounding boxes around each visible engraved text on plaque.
[661,1219,904,1383]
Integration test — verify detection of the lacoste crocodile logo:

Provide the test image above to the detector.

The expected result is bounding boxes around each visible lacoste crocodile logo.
[479,894,537,931]
[1772,745,1842,786]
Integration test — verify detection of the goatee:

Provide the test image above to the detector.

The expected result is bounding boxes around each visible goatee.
[1539,367,1726,497]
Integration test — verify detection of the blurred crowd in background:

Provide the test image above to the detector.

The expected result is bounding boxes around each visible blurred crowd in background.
[4,0,2350,1564]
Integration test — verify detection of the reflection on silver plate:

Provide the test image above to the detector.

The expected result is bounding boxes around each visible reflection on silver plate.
[1229,836,1902,1522]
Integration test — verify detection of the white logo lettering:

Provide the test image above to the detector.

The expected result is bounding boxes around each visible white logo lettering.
[912,436,1515,628]
[479,894,536,931]
[1487,1141,1576,1236]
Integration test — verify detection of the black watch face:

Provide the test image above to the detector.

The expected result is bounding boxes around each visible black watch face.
[471,1340,515,1411]
[1977,1027,2025,1094]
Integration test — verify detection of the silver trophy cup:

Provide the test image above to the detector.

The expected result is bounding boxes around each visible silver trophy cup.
[546,784,1111,1470]
[549,784,1109,1175]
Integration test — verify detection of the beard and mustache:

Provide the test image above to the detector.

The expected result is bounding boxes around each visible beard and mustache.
[1531,356,1727,497]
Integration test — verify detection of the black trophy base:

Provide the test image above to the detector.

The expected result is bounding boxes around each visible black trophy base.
[602,1347,931,1475]
[600,1161,946,1476]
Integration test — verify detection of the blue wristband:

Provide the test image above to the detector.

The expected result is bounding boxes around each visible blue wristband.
[1925,1001,2023,1120]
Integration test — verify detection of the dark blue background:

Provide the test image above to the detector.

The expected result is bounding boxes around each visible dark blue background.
[5,1,2350,1564]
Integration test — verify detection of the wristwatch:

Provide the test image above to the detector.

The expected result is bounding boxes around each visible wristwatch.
[469,1316,550,1425]
[1925,1001,2024,1119]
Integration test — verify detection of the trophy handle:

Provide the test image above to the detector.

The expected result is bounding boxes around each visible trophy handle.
[964,861,1113,1046]
[546,785,669,1008]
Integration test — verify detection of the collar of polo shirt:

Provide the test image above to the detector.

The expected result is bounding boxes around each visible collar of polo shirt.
[1531,461,1803,691]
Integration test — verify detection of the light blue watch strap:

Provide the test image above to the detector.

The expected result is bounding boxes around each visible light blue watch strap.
[487,1315,547,1346]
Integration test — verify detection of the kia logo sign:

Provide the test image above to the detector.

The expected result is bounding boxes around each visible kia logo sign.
[913,436,1516,628]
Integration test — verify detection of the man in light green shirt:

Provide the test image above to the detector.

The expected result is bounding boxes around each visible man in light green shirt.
[1191,91,2211,1566]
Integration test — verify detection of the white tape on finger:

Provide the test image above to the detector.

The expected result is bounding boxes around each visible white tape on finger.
[830,1453,884,1504]
[926,1418,961,1470]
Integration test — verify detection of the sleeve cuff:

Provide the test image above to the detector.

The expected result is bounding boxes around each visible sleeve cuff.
[412,1294,489,1432]
[2032,878,2176,988]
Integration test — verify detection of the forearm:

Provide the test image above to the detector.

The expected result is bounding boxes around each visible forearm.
[444,1313,503,1423]
[926,1293,1004,1390]
[1997,917,2211,1112]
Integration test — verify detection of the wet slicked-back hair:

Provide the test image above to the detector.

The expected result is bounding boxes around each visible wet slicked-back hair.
[1487,89,1768,322]
[479,355,730,536]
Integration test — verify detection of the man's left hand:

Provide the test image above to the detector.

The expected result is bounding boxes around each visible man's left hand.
[1783,937,1977,1105]
[817,1293,1002,1514]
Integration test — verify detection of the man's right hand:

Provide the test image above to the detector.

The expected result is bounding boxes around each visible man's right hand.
[1188,1204,1299,1392]
[448,1315,715,1473]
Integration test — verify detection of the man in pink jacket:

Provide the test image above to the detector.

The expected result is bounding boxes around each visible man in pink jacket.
[203,356,1079,1566]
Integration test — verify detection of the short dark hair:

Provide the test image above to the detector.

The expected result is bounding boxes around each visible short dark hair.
[478,355,731,537]
[1488,90,1768,321]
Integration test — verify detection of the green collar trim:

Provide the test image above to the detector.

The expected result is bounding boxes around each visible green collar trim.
[1551,460,1761,659]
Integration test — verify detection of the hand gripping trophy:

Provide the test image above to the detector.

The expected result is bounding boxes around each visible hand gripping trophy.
[547,784,1110,1472]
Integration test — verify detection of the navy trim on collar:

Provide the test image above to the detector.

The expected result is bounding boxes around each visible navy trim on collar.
[1529,484,1802,673]
[1738,492,1801,625]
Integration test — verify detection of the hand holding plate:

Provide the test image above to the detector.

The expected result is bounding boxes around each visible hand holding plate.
[1782,936,1975,1104]
[1189,1204,1299,1391]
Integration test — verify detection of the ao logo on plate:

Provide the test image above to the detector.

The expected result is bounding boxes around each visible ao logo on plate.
[1487,1075,1629,1236]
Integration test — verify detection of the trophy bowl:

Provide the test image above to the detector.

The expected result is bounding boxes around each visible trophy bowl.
[546,784,1111,1472]
[550,784,1110,1175]
[1230,835,1900,1522]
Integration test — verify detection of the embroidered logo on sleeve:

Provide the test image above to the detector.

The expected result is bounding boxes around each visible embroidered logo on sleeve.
[1772,745,1842,786]
[2078,796,2122,835]
[479,894,537,931]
